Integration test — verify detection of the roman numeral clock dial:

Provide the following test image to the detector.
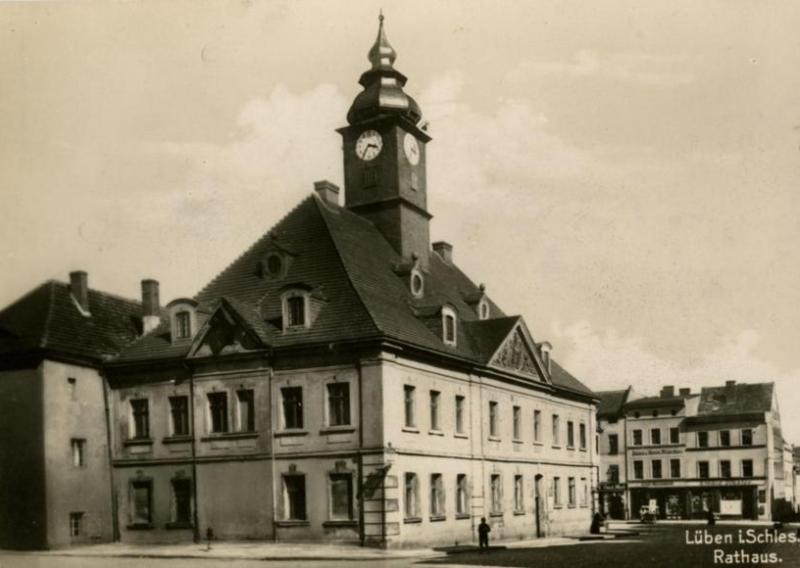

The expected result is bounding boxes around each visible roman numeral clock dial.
[355,130,383,161]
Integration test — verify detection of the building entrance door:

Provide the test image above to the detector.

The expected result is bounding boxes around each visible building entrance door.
[534,474,543,538]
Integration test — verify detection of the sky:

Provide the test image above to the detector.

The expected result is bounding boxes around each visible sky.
[2,1,800,439]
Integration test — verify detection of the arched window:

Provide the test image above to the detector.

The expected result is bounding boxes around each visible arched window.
[442,306,457,346]
[282,289,310,330]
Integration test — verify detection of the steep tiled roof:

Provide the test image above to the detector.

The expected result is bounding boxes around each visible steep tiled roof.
[112,195,595,399]
[0,280,143,365]
[695,382,774,416]
[625,395,688,411]
[596,389,629,418]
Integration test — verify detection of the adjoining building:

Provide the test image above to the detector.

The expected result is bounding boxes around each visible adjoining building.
[0,272,150,549]
[596,387,637,519]
[597,381,792,521]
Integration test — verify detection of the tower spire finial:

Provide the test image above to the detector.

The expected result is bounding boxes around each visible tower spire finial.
[368,9,396,71]
[379,9,384,25]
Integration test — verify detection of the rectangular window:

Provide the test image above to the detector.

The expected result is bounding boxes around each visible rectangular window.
[697,432,708,448]
[131,480,152,525]
[455,395,465,434]
[71,438,85,468]
[579,423,587,449]
[207,391,229,433]
[513,406,521,440]
[553,477,562,506]
[652,460,662,479]
[514,475,524,512]
[670,459,681,478]
[172,478,192,524]
[651,428,661,445]
[552,414,561,446]
[632,429,642,446]
[533,409,541,442]
[130,399,149,439]
[491,474,502,513]
[581,478,588,507]
[568,477,576,506]
[69,512,84,537]
[169,396,190,436]
[742,459,754,478]
[567,420,575,448]
[608,465,620,484]
[489,401,499,438]
[456,474,468,516]
[670,427,680,444]
[430,390,441,431]
[236,390,255,432]
[281,387,303,429]
[330,473,354,520]
[404,385,416,428]
[444,314,456,344]
[698,461,710,479]
[283,475,306,520]
[287,296,305,327]
[741,429,753,446]
[608,434,619,455]
[633,460,644,480]
[719,430,730,447]
[720,460,732,478]
[327,383,351,427]
[404,473,419,518]
[430,474,445,517]
[175,311,191,339]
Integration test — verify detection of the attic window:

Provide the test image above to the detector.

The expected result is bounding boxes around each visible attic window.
[410,269,424,298]
[479,298,490,320]
[442,306,457,346]
[266,254,283,277]
[175,311,191,339]
[282,290,310,330]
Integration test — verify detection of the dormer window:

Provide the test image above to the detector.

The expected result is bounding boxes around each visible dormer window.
[410,269,424,298]
[175,311,191,339]
[287,296,305,327]
[442,306,457,346]
[266,254,283,277]
[281,288,313,331]
[479,298,490,320]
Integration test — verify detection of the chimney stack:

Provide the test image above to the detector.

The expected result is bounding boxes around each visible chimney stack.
[432,241,453,264]
[141,279,160,334]
[679,388,691,396]
[660,385,675,398]
[69,271,90,314]
[725,380,736,387]
[314,180,340,206]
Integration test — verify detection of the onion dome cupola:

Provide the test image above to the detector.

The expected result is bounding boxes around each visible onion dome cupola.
[346,13,422,126]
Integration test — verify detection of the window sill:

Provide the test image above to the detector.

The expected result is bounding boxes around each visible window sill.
[283,325,310,333]
[200,432,259,442]
[552,445,561,449]
[162,436,193,444]
[553,505,563,509]
[322,520,357,528]
[428,430,445,437]
[320,426,356,434]
[429,515,446,522]
[454,433,469,439]
[275,520,310,527]
[126,523,154,531]
[455,513,471,520]
[489,511,504,518]
[513,510,526,516]
[533,441,543,446]
[579,448,587,452]
[512,439,524,444]
[402,427,420,434]
[273,430,309,438]
[567,446,575,451]
[403,517,422,524]
[488,436,501,442]
[165,522,193,530]
[567,504,576,509]
[124,438,153,447]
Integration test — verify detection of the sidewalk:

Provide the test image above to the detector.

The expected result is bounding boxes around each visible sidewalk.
[6,541,442,562]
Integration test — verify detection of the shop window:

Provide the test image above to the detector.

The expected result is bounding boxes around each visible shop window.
[282,474,307,520]
[207,391,229,433]
[169,396,190,436]
[327,382,351,427]
[430,474,445,518]
[404,385,416,428]
[131,480,152,526]
[456,474,468,516]
[404,473,419,518]
[281,387,303,430]
[329,473,354,520]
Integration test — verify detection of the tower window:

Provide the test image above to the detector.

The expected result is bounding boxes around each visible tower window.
[410,171,419,191]
[362,167,378,187]
[479,299,489,320]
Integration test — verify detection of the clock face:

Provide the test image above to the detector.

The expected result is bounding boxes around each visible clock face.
[355,130,383,161]
[403,133,420,165]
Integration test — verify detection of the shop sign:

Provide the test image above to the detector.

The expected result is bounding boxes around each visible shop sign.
[631,448,683,456]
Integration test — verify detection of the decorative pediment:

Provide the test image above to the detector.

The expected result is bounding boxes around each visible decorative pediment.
[488,321,549,382]
[188,301,266,358]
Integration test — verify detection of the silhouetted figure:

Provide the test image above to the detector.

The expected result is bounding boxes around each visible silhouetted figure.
[478,517,491,551]
[590,512,604,534]
[206,527,214,551]
[706,509,716,526]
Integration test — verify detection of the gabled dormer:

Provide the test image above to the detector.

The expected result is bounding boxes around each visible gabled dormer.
[167,298,199,343]
[279,283,328,332]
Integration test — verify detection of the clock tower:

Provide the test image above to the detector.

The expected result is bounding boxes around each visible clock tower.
[338,14,433,268]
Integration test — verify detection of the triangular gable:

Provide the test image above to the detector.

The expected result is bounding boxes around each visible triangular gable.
[488,319,550,383]
[188,299,266,358]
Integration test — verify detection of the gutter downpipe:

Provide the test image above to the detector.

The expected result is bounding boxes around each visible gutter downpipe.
[269,364,278,543]
[186,361,200,543]
[356,357,366,547]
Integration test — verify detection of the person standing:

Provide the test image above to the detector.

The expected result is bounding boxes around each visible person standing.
[478,517,491,551]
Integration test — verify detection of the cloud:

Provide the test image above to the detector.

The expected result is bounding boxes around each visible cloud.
[552,321,800,444]
[510,50,695,86]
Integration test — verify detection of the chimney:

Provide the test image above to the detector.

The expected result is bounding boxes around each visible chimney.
[314,180,340,206]
[538,341,552,375]
[432,241,453,264]
[725,380,736,387]
[141,279,160,334]
[69,271,90,313]
[679,388,691,396]
[660,385,675,398]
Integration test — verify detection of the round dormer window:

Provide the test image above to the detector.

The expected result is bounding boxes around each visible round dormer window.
[410,271,424,297]
[266,254,282,277]
[479,298,490,320]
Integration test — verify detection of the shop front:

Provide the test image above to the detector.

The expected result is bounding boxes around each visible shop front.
[630,481,761,520]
